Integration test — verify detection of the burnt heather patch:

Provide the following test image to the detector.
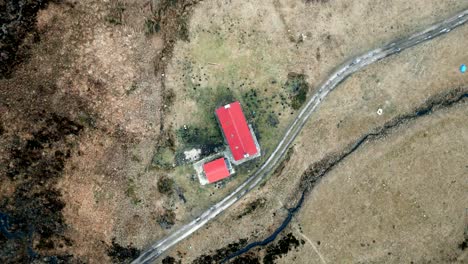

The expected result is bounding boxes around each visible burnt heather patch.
[190,238,248,264]
[107,238,140,264]
[192,232,305,264]
[1,0,206,262]
[263,233,305,264]
[458,237,467,251]
[0,113,83,262]
[0,0,54,78]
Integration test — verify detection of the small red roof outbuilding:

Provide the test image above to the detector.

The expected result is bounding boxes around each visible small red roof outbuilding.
[203,157,231,183]
[215,101,259,162]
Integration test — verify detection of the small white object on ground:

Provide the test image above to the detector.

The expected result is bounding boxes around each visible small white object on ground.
[377,108,383,115]
[184,148,202,162]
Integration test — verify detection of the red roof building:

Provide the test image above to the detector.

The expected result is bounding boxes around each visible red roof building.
[203,157,231,183]
[216,101,260,163]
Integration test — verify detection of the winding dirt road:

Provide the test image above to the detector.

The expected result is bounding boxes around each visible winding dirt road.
[132,9,468,264]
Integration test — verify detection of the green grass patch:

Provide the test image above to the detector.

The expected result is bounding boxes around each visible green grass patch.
[174,86,237,160]
[151,131,176,169]
[284,73,309,110]
[240,88,281,150]
[152,146,175,169]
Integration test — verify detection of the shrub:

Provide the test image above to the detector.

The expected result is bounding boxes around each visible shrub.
[284,73,309,110]
[144,18,160,35]
[158,176,174,195]
[156,209,176,229]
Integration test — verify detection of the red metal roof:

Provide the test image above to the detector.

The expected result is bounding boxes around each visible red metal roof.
[203,157,230,183]
[216,101,258,161]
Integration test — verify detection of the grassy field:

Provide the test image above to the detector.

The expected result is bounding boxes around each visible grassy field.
[156,0,468,226]
[161,1,468,262]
